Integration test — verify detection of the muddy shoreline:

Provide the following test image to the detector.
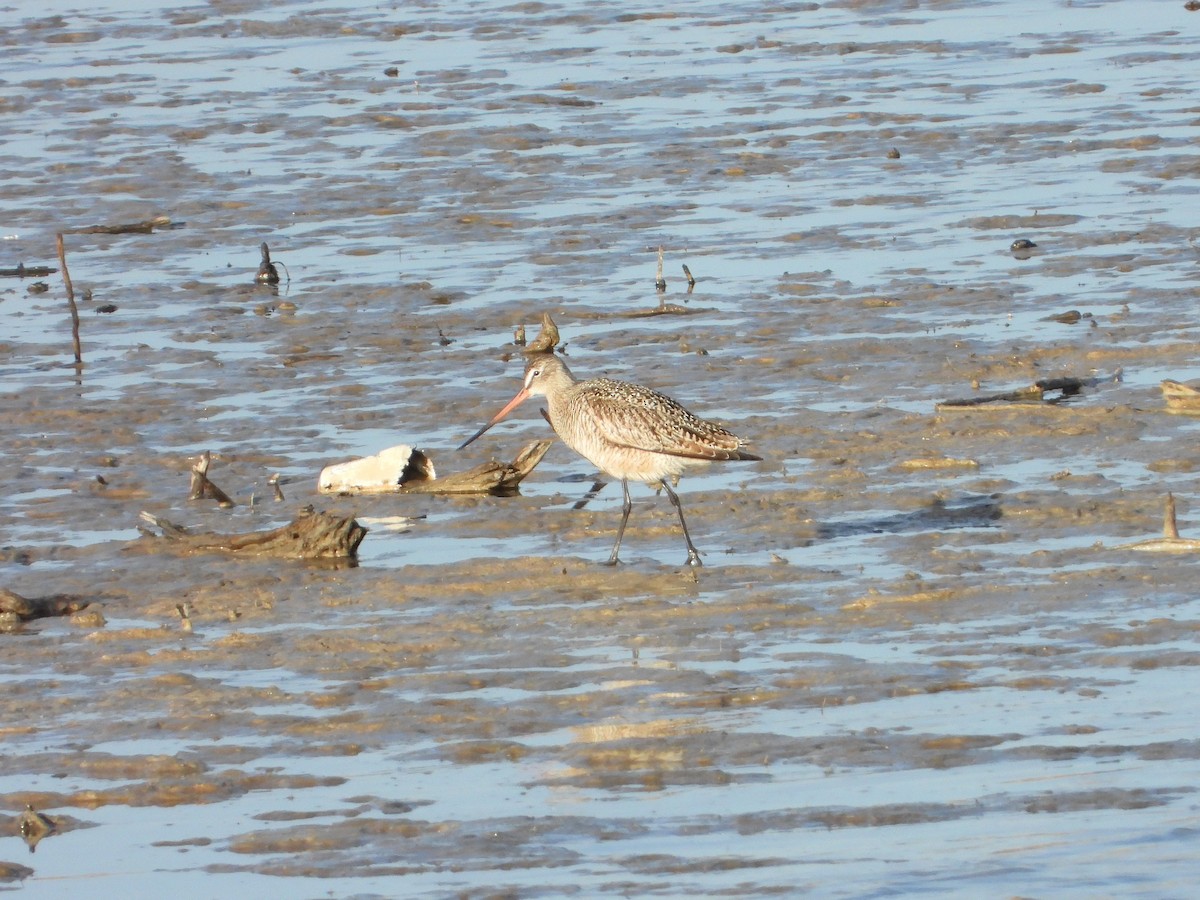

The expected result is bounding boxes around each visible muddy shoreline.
[4,0,1200,895]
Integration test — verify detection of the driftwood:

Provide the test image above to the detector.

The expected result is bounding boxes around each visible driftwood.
[188,451,235,507]
[938,372,1121,409]
[576,301,704,319]
[138,506,367,560]
[67,216,173,235]
[400,439,553,495]
[1116,494,1200,552]
[1161,380,1200,413]
[0,588,90,621]
[525,312,560,353]
[0,264,57,278]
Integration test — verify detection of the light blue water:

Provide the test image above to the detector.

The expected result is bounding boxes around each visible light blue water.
[4,0,1200,896]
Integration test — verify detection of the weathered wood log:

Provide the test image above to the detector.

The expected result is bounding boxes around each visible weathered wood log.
[67,215,173,235]
[576,304,703,319]
[0,264,57,278]
[138,506,367,559]
[938,371,1121,409]
[399,439,554,495]
[525,312,560,353]
[0,588,90,621]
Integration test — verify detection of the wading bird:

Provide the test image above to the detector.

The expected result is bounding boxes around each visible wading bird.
[459,353,760,566]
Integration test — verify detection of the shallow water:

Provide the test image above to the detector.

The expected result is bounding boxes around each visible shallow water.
[3,0,1200,895]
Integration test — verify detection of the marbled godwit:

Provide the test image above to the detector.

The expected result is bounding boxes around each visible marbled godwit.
[459,353,760,566]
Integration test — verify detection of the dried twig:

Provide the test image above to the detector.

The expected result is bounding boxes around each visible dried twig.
[54,233,82,366]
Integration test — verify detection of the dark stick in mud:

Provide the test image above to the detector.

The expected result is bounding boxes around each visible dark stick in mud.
[55,232,82,367]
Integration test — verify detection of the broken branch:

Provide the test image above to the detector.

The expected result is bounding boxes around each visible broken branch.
[138,507,367,560]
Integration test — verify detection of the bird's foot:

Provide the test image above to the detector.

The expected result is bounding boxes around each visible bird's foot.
[685,551,703,568]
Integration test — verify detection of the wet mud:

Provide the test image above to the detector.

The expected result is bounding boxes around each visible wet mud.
[2,0,1200,895]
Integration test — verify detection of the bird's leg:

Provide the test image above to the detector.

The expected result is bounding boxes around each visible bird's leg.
[661,480,702,567]
[605,479,632,566]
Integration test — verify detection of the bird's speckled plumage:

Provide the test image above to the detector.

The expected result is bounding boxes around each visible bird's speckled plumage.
[531,355,757,483]
[459,352,760,566]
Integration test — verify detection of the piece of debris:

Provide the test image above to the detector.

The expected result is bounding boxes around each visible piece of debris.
[938,371,1121,409]
[0,588,91,623]
[1043,309,1092,324]
[1161,379,1200,413]
[55,233,83,366]
[138,507,367,560]
[256,242,281,285]
[681,263,696,292]
[524,312,560,354]
[1116,494,1200,552]
[319,445,437,493]
[404,439,553,495]
[17,805,57,853]
[1010,238,1039,260]
[655,245,667,292]
[357,515,426,532]
[68,216,173,235]
[896,457,979,471]
[188,452,235,507]
[0,263,57,278]
[319,440,552,496]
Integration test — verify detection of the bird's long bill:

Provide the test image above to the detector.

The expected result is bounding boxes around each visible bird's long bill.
[457,386,532,450]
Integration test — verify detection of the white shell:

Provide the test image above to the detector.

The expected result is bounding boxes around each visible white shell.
[317,445,436,493]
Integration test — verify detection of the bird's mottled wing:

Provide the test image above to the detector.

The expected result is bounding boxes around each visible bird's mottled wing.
[575,379,748,460]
